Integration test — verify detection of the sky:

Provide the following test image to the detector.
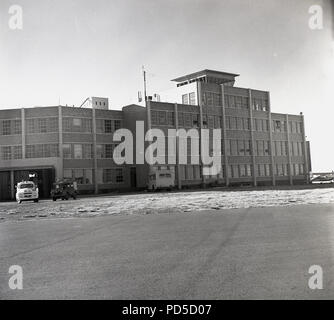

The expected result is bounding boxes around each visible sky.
[0,0,333,172]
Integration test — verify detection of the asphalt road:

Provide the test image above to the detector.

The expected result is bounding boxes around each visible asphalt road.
[1,204,334,299]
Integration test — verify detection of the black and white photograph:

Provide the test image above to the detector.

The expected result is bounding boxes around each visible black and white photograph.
[0,0,334,312]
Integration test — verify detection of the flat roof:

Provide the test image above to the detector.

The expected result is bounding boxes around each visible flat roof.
[171,69,240,82]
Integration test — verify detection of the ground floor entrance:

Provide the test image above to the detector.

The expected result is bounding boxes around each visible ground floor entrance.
[0,167,55,201]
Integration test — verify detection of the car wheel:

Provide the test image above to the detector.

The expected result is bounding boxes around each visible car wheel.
[53,197,57,201]
[34,199,39,203]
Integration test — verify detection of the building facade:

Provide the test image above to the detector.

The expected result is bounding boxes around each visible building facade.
[147,69,311,188]
[0,70,311,200]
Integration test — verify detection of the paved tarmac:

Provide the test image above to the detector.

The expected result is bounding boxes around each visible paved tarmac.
[1,204,334,299]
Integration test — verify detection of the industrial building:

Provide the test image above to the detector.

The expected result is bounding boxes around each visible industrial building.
[0,69,311,201]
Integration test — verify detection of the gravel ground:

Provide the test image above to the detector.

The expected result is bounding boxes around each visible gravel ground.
[1,187,334,223]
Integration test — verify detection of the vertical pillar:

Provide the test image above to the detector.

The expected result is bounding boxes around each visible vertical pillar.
[92,108,98,194]
[174,103,181,190]
[21,108,25,159]
[58,106,63,181]
[300,113,309,183]
[197,81,205,187]
[286,114,293,185]
[10,170,14,200]
[267,92,276,186]
[220,84,229,187]
[248,89,257,186]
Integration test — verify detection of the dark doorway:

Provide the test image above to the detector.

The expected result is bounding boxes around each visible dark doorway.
[14,168,55,199]
[130,167,137,188]
[0,171,11,201]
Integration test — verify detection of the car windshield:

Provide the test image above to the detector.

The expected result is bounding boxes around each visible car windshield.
[19,183,34,189]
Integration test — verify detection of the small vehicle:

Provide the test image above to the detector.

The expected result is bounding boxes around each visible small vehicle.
[16,181,39,204]
[311,175,334,184]
[51,180,78,201]
[148,166,175,191]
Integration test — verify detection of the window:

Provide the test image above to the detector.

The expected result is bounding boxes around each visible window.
[256,140,264,156]
[2,120,11,135]
[49,118,58,132]
[1,146,11,160]
[238,140,245,156]
[103,169,113,183]
[13,146,22,159]
[158,111,166,124]
[105,144,113,158]
[96,119,104,133]
[116,168,124,183]
[62,118,71,132]
[167,112,174,126]
[73,169,84,184]
[104,120,112,133]
[246,164,252,176]
[178,112,184,126]
[264,141,270,155]
[182,94,189,105]
[151,111,158,125]
[63,144,71,159]
[73,118,82,127]
[25,145,34,158]
[245,140,251,155]
[26,144,59,158]
[96,144,103,158]
[38,118,47,133]
[83,118,92,132]
[83,144,93,159]
[192,114,199,127]
[189,92,196,105]
[85,169,93,184]
[273,120,282,132]
[13,120,22,134]
[63,169,72,179]
[114,120,121,130]
[265,164,271,176]
[184,113,192,127]
[73,144,83,159]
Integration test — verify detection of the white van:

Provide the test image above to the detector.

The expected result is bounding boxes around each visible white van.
[148,166,175,191]
[16,181,39,204]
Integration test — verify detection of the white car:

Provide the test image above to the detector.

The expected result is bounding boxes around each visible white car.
[16,181,39,204]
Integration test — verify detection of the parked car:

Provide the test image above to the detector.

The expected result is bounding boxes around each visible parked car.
[51,180,78,201]
[311,175,334,184]
[148,167,175,191]
[16,181,39,204]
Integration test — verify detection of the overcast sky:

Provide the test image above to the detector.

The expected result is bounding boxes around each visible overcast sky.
[0,0,333,171]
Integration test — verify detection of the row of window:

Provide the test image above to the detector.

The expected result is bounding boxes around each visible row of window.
[96,119,122,134]
[151,111,175,126]
[63,117,92,133]
[63,168,125,184]
[26,144,59,158]
[63,144,93,159]
[63,168,93,185]
[151,111,303,136]
[1,117,124,135]
[0,119,22,136]
[224,95,269,111]
[272,141,304,157]
[96,144,121,159]
[26,118,58,134]
[0,146,22,160]
[99,168,125,183]
[203,92,221,106]
[181,92,196,105]
[272,120,303,133]
[1,144,58,160]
